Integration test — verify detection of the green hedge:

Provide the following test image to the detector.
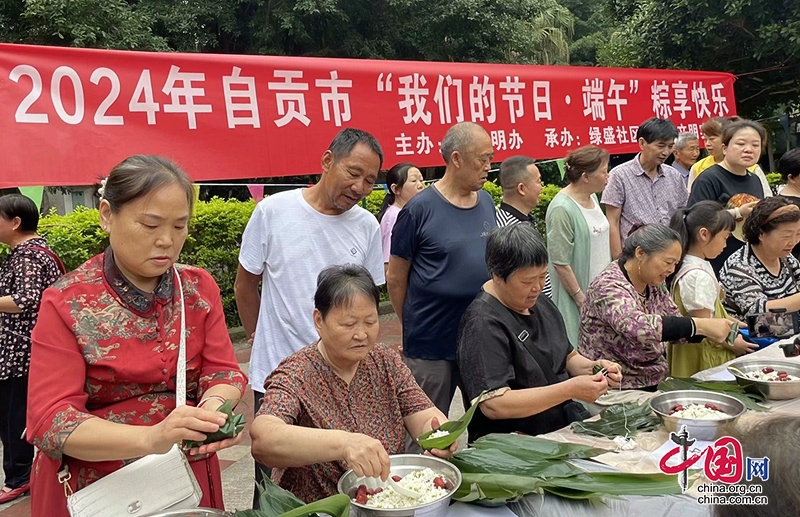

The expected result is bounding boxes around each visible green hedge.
[13,201,254,327]
[6,183,563,327]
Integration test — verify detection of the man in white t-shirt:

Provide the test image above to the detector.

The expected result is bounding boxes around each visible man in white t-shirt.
[234,128,386,504]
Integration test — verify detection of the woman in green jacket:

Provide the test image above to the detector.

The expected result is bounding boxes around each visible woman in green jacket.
[546,146,612,347]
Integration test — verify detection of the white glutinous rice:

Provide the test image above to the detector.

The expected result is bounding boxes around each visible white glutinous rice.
[365,468,449,509]
[743,368,800,382]
[613,436,637,450]
[428,429,450,439]
[669,403,728,420]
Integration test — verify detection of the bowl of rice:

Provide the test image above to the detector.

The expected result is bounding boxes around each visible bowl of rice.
[649,390,746,441]
[337,454,461,517]
[727,359,800,400]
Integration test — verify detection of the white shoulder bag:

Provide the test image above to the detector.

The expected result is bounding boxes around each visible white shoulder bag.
[58,267,203,517]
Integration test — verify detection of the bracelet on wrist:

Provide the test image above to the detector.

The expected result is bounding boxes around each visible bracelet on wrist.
[197,395,227,409]
[571,287,582,297]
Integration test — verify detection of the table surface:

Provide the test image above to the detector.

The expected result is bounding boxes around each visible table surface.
[504,340,800,516]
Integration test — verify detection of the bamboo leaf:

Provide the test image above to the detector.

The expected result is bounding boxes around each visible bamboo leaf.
[183,398,247,449]
[235,478,305,517]
[417,390,488,451]
[451,435,682,504]
[658,378,768,412]
[454,472,546,502]
[454,471,681,503]
[233,478,350,517]
[543,472,682,497]
[470,433,606,460]
[450,448,582,478]
[571,402,661,438]
[275,495,350,517]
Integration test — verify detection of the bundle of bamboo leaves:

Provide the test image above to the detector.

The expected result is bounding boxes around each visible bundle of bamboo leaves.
[450,434,681,504]
[234,478,350,517]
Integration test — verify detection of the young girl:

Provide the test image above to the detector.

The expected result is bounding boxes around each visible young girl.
[668,201,757,377]
[378,163,424,272]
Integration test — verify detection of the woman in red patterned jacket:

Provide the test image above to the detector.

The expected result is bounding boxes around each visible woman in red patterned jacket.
[26,156,246,517]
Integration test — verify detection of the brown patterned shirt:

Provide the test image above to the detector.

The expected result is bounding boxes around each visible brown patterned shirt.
[258,343,433,502]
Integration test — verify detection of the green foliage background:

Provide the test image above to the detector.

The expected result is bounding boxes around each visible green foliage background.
[7,182,565,327]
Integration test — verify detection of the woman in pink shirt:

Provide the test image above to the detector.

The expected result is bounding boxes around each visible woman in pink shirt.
[378,163,424,272]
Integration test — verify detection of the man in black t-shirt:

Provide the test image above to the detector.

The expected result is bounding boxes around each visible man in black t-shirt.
[388,122,497,435]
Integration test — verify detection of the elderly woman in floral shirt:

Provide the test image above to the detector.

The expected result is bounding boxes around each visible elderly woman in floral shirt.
[251,264,454,503]
[579,224,734,390]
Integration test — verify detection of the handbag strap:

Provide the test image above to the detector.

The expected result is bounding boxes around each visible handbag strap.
[476,291,561,386]
[174,266,187,408]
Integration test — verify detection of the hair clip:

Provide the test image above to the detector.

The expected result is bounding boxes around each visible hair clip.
[97,178,107,200]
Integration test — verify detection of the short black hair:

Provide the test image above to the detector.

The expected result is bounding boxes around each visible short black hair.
[0,193,39,233]
[499,156,536,191]
[314,264,381,319]
[328,128,384,169]
[743,197,800,245]
[486,224,548,282]
[636,117,679,143]
[778,149,800,183]
[721,120,766,147]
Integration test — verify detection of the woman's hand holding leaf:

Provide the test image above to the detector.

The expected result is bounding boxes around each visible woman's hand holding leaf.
[424,417,458,459]
[183,399,246,451]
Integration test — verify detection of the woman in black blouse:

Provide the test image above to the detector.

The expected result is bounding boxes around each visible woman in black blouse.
[0,194,63,503]
[688,120,767,273]
[456,223,622,441]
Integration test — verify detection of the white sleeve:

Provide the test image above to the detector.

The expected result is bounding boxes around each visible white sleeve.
[238,202,269,275]
[677,269,718,312]
[365,222,386,285]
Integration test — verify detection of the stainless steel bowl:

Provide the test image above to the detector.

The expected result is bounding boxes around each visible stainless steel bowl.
[338,454,461,517]
[728,359,800,400]
[649,390,746,441]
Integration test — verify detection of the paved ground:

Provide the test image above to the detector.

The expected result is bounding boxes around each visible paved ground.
[0,313,465,515]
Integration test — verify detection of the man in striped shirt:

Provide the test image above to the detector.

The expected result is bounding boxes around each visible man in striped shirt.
[496,155,552,297]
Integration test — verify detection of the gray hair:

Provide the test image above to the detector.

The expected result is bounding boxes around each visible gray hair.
[486,224,548,281]
[328,128,384,168]
[618,224,681,265]
[674,132,699,151]
[441,122,486,164]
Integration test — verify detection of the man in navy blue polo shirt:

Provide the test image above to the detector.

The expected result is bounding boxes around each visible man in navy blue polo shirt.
[388,122,497,439]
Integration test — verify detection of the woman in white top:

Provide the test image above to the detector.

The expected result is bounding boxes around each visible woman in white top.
[668,201,757,377]
[546,146,612,347]
[378,163,424,273]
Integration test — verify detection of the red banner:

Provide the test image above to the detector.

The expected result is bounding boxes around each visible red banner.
[0,43,736,187]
